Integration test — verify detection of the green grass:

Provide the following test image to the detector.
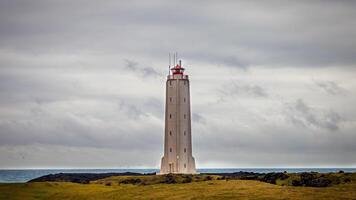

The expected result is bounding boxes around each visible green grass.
[1,175,356,200]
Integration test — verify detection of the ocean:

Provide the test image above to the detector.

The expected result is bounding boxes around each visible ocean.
[1,168,355,183]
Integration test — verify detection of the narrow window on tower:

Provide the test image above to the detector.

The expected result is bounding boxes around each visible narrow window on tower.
[184,148,186,153]
[184,163,186,168]
[169,114,172,119]
[169,131,172,136]
[184,131,186,136]
[184,114,186,119]
[184,98,186,102]
[169,97,172,102]
[169,81,172,86]
[170,148,172,152]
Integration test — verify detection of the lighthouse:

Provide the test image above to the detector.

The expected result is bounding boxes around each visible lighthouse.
[160,58,197,174]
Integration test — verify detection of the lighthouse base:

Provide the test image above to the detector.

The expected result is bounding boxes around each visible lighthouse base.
[159,156,197,175]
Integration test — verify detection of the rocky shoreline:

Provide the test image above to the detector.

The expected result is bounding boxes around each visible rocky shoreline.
[204,171,352,187]
[28,172,155,184]
[28,171,354,187]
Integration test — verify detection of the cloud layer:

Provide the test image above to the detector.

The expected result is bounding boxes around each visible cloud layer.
[0,0,356,168]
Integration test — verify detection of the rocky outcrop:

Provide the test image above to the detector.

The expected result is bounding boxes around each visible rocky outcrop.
[204,171,264,180]
[261,172,289,184]
[28,172,151,184]
[291,172,332,187]
[205,171,350,187]
[29,171,352,188]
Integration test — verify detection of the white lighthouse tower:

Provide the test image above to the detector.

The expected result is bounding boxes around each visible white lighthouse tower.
[160,57,196,174]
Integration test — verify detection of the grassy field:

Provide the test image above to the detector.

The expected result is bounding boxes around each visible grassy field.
[1,175,356,200]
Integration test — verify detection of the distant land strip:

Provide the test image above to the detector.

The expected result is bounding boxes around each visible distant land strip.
[28,171,355,187]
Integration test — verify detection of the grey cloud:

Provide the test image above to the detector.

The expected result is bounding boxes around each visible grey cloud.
[117,97,163,120]
[142,67,160,77]
[192,113,206,124]
[219,82,268,99]
[285,99,344,131]
[143,98,164,119]
[0,66,163,150]
[1,1,356,67]
[0,100,162,150]
[221,56,249,70]
[194,120,356,167]
[118,100,147,120]
[124,59,138,71]
[314,80,346,95]
[124,59,161,78]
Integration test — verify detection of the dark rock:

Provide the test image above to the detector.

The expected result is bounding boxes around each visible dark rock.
[119,178,141,185]
[291,180,302,186]
[298,172,332,187]
[300,172,316,186]
[344,177,351,183]
[204,176,213,181]
[309,177,331,187]
[261,173,289,184]
[160,174,177,184]
[28,172,145,183]
[182,175,193,183]
[202,171,265,179]
[239,175,259,180]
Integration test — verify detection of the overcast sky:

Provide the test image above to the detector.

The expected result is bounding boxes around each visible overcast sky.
[1,0,356,169]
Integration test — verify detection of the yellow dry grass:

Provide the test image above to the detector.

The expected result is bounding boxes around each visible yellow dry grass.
[1,178,356,200]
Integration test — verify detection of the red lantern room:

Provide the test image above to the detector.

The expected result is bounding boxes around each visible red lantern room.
[171,60,185,75]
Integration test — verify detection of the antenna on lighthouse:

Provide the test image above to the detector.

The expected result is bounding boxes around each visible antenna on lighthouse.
[169,53,171,75]
[176,52,178,66]
[173,53,175,67]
